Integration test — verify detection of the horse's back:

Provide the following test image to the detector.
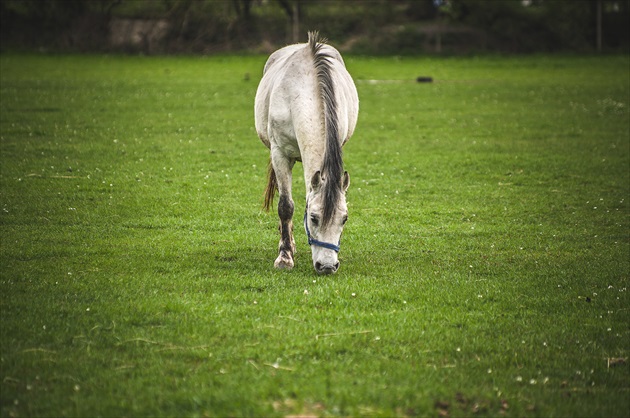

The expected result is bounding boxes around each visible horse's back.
[254,41,358,151]
[255,43,315,151]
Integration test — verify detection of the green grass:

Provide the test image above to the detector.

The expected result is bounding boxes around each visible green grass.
[1,53,628,417]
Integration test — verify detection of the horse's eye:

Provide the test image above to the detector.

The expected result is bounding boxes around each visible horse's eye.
[310,215,319,226]
[342,216,348,225]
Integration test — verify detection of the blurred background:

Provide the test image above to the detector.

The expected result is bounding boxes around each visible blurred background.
[1,0,628,54]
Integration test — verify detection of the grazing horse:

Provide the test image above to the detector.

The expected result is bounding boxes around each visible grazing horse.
[254,32,359,274]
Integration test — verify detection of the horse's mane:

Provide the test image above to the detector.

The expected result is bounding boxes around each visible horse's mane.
[309,31,343,227]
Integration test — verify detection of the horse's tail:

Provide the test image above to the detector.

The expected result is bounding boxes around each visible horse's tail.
[263,157,277,212]
[309,31,343,227]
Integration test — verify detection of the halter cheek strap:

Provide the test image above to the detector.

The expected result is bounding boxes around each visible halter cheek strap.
[303,212,341,253]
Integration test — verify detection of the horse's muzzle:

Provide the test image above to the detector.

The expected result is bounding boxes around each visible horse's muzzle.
[315,261,340,275]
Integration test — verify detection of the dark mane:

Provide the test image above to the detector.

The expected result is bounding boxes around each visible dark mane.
[308,31,343,227]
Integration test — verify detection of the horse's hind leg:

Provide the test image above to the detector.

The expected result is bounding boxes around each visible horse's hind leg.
[271,150,296,269]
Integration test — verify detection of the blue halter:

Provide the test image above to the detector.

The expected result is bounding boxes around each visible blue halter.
[303,212,341,253]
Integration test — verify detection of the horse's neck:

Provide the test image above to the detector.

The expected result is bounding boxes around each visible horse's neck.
[292,93,327,194]
[300,138,326,194]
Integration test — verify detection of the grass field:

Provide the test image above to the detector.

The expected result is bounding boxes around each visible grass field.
[1,52,628,417]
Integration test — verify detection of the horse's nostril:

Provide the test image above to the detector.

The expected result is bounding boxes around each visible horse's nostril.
[315,261,339,274]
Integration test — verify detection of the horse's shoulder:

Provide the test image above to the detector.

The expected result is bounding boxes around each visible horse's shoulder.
[321,45,346,68]
[263,43,305,74]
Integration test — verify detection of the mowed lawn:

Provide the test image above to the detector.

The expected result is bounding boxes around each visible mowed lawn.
[0,52,628,417]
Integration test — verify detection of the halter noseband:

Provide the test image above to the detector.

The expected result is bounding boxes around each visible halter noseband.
[303,212,341,253]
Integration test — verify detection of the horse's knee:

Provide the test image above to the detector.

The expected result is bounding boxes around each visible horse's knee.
[278,194,294,220]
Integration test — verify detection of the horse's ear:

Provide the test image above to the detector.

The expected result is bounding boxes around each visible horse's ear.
[342,171,350,193]
[311,170,323,192]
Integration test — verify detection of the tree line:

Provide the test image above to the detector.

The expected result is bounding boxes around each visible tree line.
[1,0,628,53]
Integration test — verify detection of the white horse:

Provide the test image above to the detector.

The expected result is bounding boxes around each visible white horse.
[254,32,359,274]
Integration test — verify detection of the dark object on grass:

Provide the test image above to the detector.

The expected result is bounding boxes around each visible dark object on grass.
[416,76,433,83]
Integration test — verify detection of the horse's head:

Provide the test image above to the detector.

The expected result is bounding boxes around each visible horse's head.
[305,170,350,274]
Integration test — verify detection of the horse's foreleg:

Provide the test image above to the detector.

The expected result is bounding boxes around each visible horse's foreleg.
[276,194,296,269]
[271,151,296,269]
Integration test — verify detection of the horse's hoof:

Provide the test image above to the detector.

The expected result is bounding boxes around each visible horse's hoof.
[274,254,294,270]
